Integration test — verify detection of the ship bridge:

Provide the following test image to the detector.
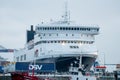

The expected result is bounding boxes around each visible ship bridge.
[35,24,99,35]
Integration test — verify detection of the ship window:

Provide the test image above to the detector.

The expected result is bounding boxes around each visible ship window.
[73,28,75,30]
[21,55,23,61]
[86,28,88,31]
[24,54,26,60]
[43,34,45,36]
[37,27,39,30]
[68,41,70,43]
[66,34,68,36]
[87,35,88,37]
[77,27,79,30]
[58,41,60,43]
[63,41,66,43]
[81,28,83,30]
[48,27,50,30]
[87,28,90,31]
[89,41,91,44]
[38,34,41,37]
[43,27,45,30]
[70,46,79,49]
[52,27,54,30]
[81,41,83,44]
[82,28,84,30]
[40,48,42,52]
[39,27,42,30]
[87,42,89,44]
[97,28,99,31]
[54,41,57,43]
[55,27,57,30]
[91,41,94,44]
[71,28,73,30]
[44,27,46,30]
[76,77,79,80]
[46,27,48,30]
[68,27,70,30]
[84,28,86,30]
[47,27,49,30]
[16,57,19,62]
[65,27,67,30]
[56,27,58,30]
[50,27,52,30]
[86,41,88,44]
[44,41,47,43]
[44,27,47,30]
[89,28,91,31]
[62,27,64,30]
[60,27,62,30]
[49,34,51,36]
[72,34,74,36]
[35,41,41,45]
[74,28,77,30]
[74,41,77,43]
[61,27,63,30]
[83,41,85,44]
[63,27,65,30]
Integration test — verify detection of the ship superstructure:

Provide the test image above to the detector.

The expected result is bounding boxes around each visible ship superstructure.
[14,22,99,73]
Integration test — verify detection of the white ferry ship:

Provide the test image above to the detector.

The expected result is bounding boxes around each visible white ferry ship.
[13,8,99,73]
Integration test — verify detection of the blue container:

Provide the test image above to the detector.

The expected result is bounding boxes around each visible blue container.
[15,62,55,72]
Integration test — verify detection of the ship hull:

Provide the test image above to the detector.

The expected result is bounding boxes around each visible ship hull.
[35,54,97,72]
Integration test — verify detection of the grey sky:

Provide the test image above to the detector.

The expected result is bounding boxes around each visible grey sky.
[0,0,120,65]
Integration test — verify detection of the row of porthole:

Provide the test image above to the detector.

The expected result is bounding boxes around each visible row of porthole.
[36,27,99,32]
[38,34,93,37]
[35,40,94,46]
[70,46,79,49]
[16,54,26,62]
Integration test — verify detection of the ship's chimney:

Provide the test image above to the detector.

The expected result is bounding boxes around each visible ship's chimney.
[26,25,35,43]
[31,25,33,31]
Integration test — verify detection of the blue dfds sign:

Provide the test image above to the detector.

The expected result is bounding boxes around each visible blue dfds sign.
[16,62,55,72]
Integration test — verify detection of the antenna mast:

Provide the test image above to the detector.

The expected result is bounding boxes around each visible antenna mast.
[64,1,70,23]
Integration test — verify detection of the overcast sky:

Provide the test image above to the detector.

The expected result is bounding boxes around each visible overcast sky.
[0,0,120,68]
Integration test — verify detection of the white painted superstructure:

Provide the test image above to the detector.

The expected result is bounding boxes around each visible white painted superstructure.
[14,5,99,73]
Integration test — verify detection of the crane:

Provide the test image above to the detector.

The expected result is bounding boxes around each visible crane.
[0,45,15,53]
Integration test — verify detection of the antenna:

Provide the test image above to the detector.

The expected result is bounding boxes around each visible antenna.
[68,10,70,23]
[63,0,70,23]
[64,1,68,21]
